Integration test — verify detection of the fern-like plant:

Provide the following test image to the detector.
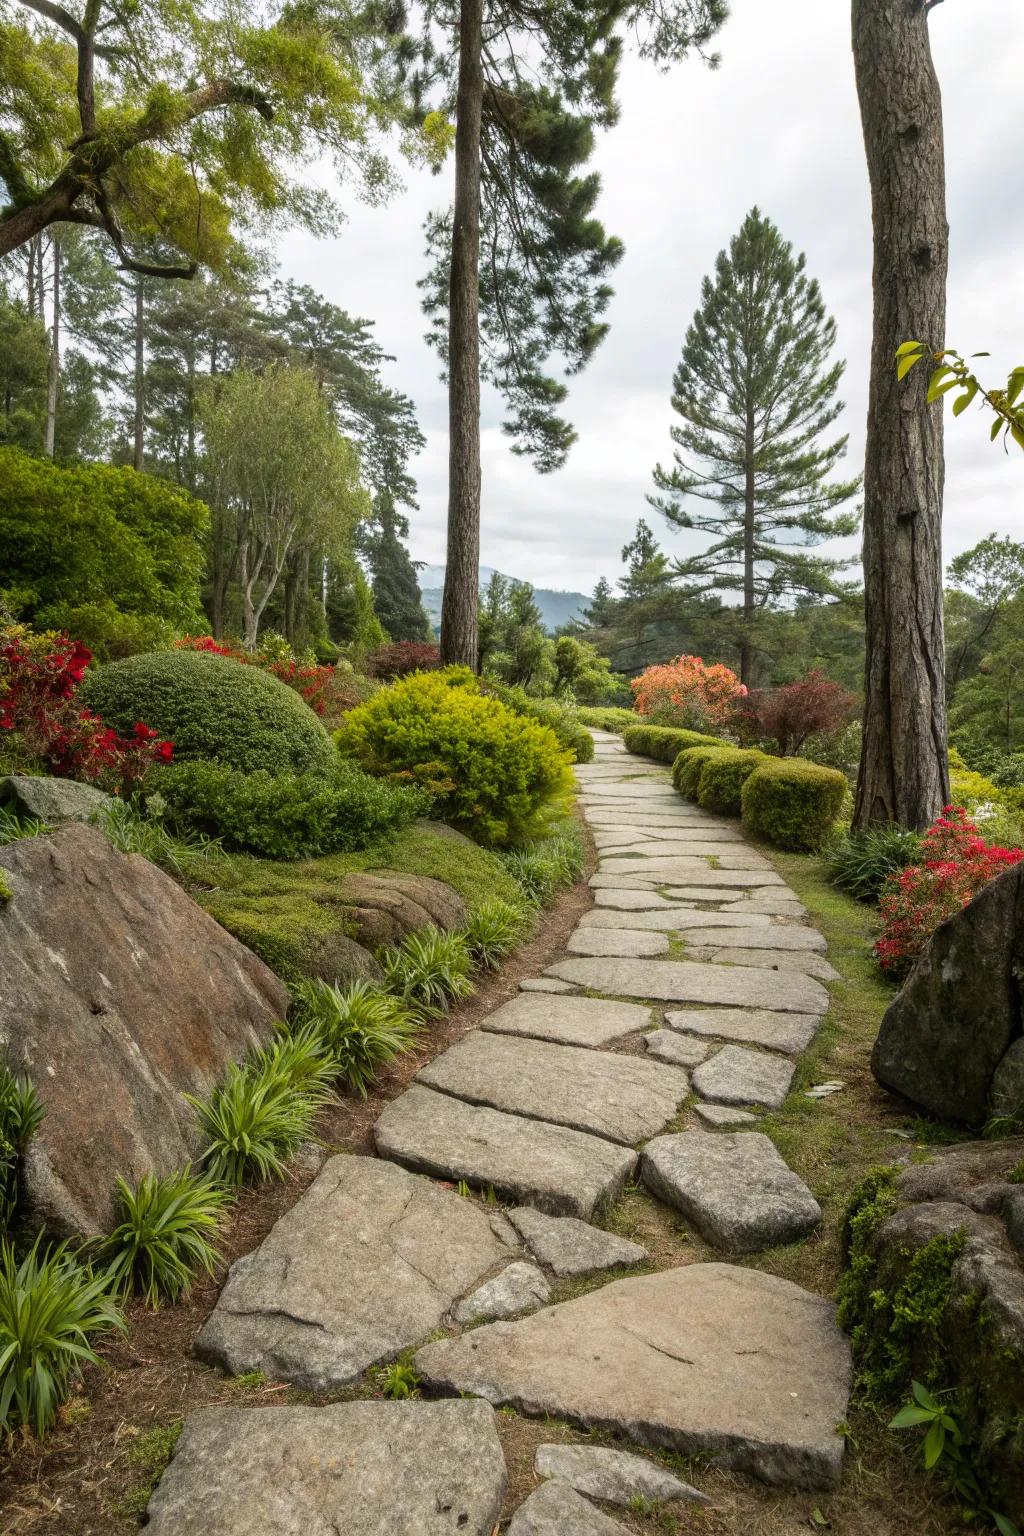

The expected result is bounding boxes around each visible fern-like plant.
[102,1168,233,1308]
[463,899,529,970]
[0,1236,125,1437]
[291,979,423,1097]
[379,927,475,1015]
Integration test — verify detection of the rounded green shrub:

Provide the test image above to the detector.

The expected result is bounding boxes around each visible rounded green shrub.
[336,668,574,847]
[696,748,767,816]
[624,723,725,763]
[80,650,335,776]
[486,682,594,763]
[741,757,847,851]
[672,744,731,800]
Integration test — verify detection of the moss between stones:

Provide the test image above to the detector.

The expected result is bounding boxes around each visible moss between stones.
[193,822,523,989]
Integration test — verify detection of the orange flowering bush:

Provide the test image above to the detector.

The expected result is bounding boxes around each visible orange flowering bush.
[630,655,746,732]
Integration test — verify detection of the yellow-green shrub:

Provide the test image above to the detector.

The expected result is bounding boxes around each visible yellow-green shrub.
[697,748,767,816]
[672,744,732,800]
[335,668,573,847]
[741,758,847,851]
[576,707,635,734]
[624,723,725,763]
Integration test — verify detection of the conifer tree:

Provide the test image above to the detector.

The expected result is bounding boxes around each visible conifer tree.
[650,208,861,686]
[367,493,431,641]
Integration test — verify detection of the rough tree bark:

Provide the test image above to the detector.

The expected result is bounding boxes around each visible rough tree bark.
[133,277,145,472]
[439,0,483,669]
[44,236,60,458]
[852,0,950,830]
[741,401,756,687]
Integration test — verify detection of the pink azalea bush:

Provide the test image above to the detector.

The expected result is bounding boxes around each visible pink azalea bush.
[631,655,746,732]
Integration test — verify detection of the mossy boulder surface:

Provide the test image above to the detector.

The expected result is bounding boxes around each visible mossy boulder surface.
[81,649,335,776]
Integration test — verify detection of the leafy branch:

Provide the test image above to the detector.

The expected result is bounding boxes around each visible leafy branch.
[890,1381,1021,1536]
[897,341,1024,452]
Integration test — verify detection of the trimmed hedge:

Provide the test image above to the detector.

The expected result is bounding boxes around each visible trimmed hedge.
[672,744,732,800]
[81,650,335,776]
[741,757,847,851]
[623,723,726,763]
[696,748,767,817]
[576,707,636,735]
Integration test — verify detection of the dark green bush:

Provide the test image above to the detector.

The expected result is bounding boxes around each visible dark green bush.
[672,744,732,800]
[336,668,573,847]
[81,650,335,776]
[825,824,923,903]
[151,759,427,859]
[486,682,594,763]
[623,723,726,763]
[741,757,848,851]
[696,748,767,816]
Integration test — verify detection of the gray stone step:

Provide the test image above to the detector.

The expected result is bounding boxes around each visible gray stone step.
[682,924,826,953]
[603,856,776,881]
[374,1084,636,1219]
[535,1444,709,1507]
[144,1399,506,1535]
[722,891,808,917]
[454,1262,550,1324]
[691,1044,797,1109]
[664,1007,820,1055]
[593,887,676,909]
[415,1030,690,1146]
[195,1155,516,1390]
[580,907,773,932]
[508,1482,630,1535]
[602,843,769,864]
[484,992,650,1048]
[414,1263,851,1490]
[641,1131,821,1253]
[643,1029,710,1067]
[507,1206,648,1276]
[544,957,830,1015]
[691,946,839,981]
[566,927,670,958]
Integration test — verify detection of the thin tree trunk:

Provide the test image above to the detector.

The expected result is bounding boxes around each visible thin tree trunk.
[852,0,950,831]
[741,404,756,687]
[133,277,145,472]
[44,236,60,458]
[439,0,483,669]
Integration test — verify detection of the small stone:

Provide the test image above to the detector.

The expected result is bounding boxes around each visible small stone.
[507,1482,631,1535]
[665,1008,819,1056]
[642,1131,821,1253]
[454,1262,550,1323]
[644,1029,708,1067]
[143,1399,507,1536]
[0,773,113,825]
[520,978,579,994]
[535,1444,709,1507]
[507,1207,648,1277]
[692,1045,796,1110]
[567,928,670,958]
[488,994,650,1048]
[694,1102,757,1127]
[544,958,829,1017]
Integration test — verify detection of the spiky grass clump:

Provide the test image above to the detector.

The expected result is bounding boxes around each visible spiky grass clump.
[825,824,923,904]
[0,1236,125,1437]
[0,807,48,845]
[502,826,585,907]
[291,978,424,1097]
[102,1168,232,1308]
[463,898,529,970]
[0,1066,43,1229]
[379,927,474,1015]
[94,800,223,881]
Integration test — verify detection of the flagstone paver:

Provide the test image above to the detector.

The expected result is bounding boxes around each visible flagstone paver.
[566,927,671,958]
[484,993,650,1048]
[691,1044,797,1109]
[519,977,580,994]
[643,1029,711,1067]
[454,1262,550,1323]
[691,946,839,981]
[664,1006,820,1055]
[507,1207,648,1276]
[694,1102,758,1127]
[580,906,773,932]
[683,923,826,953]
[507,1482,632,1535]
[534,1444,710,1507]
[544,956,830,1014]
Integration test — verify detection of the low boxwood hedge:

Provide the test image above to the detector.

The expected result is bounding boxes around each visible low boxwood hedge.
[623,723,725,763]
[741,757,847,851]
[696,748,767,816]
[576,707,636,735]
[672,743,732,799]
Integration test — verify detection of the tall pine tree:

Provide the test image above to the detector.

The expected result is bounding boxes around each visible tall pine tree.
[649,208,860,686]
[367,493,432,641]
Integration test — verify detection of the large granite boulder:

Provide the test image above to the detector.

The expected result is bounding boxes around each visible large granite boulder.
[0,823,289,1235]
[840,1139,1024,1522]
[0,773,113,825]
[872,862,1024,1126]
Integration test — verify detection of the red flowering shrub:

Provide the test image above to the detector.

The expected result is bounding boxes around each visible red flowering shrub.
[630,655,745,732]
[0,625,172,790]
[875,805,1024,978]
[174,635,367,726]
[732,670,855,755]
[364,641,441,679]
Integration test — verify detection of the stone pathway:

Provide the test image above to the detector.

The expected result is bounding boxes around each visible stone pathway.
[153,728,852,1529]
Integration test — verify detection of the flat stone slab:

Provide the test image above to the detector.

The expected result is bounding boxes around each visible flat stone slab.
[507,1482,630,1535]
[642,1132,821,1253]
[375,1085,636,1219]
[535,1444,708,1507]
[644,1030,708,1067]
[593,887,674,909]
[685,925,825,954]
[416,1031,690,1146]
[520,977,579,994]
[484,993,650,1048]
[414,1264,851,1490]
[695,1102,757,1127]
[454,1262,550,1323]
[692,1045,796,1109]
[605,858,776,882]
[698,947,839,981]
[544,957,829,1016]
[594,824,743,843]
[665,1008,820,1056]
[508,1206,648,1277]
[567,927,669,958]
[655,868,784,888]
[144,1399,506,1536]
[603,841,756,860]
[723,892,807,917]
[580,908,772,933]
[195,1156,515,1389]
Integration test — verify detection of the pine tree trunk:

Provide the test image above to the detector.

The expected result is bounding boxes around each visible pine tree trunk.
[133,278,145,472]
[44,237,60,459]
[439,0,483,669]
[852,0,950,831]
[741,405,756,687]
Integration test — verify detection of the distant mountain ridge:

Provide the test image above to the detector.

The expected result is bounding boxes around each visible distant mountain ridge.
[416,564,589,635]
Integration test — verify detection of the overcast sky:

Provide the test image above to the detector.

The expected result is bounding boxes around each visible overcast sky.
[280,1,1023,598]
